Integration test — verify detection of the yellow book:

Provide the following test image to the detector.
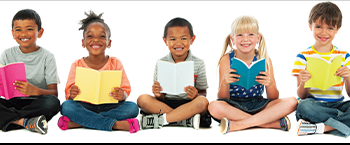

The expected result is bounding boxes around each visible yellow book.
[74,67,122,104]
[305,55,342,90]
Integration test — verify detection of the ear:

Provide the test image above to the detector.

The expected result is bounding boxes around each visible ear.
[308,23,313,31]
[163,37,168,46]
[11,30,15,39]
[82,39,85,48]
[230,35,235,45]
[37,28,44,38]
[108,39,112,48]
[190,35,196,45]
[335,27,340,34]
[257,33,261,43]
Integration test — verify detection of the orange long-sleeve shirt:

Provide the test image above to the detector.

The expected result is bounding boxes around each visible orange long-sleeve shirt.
[64,56,131,100]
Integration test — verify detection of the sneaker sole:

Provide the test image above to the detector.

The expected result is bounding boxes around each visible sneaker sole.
[285,116,291,131]
[296,119,305,136]
[220,117,229,134]
[193,114,200,130]
[36,115,47,134]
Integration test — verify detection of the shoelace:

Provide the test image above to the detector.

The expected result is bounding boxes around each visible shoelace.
[146,117,154,126]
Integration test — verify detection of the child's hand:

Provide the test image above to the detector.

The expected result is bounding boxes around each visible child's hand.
[152,81,164,100]
[14,81,38,96]
[110,87,125,101]
[185,86,198,100]
[255,72,272,87]
[69,85,80,99]
[335,66,350,81]
[223,69,240,85]
[299,69,312,83]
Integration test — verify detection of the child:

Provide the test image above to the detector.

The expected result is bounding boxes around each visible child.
[137,17,211,129]
[0,9,61,134]
[292,2,350,137]
[58,11,139,133]
[208,15,298,134]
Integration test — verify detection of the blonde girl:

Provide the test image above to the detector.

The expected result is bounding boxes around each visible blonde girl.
[208,16,298,134]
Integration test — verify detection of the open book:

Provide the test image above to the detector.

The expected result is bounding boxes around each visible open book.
[305,55,342,90]
[157,60,194,95]
[230,58,266,90]
[74,67,122,104]
[0,62,29,99]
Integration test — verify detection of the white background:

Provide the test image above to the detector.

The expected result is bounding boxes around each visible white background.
[0,0,349,143]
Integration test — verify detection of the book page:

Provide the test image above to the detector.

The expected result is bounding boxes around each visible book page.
[305,55,342,90]
[74,67,99,104]
[157,60,176,94]
[175,61,194,94]
[99,71,122,104]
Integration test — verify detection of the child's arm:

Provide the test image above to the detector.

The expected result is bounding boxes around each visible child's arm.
[296,69,311,99]
[335,66,350,97]
[14,81,58,96]
[217,54,240,99]
[255,58,279,99]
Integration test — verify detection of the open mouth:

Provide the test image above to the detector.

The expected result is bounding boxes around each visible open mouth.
[20,38,30,42]
[241,43,251,47]
[318,36,329,42]
[91,44,102,50]
[174,47,184,51]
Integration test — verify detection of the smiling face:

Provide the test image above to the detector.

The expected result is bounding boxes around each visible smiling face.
[231,32,260,54]
[12,19,43,53]
[309,19,339,50]
[82,22,111,57]
[163,26,195,61]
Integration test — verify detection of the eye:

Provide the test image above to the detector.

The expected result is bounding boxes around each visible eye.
[328,27,334,30]
[15,29,21,32]
[237,34,242,36]
[249,33,254,36]
[181,38,187,40]
[170,38,175,41]
[27,28,33,31]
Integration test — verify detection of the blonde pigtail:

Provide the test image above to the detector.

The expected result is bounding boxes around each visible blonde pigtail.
[256,32,270,73]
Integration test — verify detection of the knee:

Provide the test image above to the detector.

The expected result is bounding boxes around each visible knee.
[61,100,76,116]
[194,96,209,111]
[296,99,314,116]
[41,95,61,112]
[284,97,298,111]
[208,101,225,118]
[137,94,152,108]
[124,101,139,118]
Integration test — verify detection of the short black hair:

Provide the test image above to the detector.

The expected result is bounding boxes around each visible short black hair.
[163,17,194,38]
[79,10,111,39]
[309,1,342,28]
[12,9,42,30]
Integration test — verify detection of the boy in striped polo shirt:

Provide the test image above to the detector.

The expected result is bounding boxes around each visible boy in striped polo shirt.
[292,2,350,137]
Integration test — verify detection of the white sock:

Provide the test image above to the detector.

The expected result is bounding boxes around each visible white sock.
[162,113,169,125]
[315,123,325,134]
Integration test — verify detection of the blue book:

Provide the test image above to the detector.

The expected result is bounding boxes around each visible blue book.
[230,58,266,90]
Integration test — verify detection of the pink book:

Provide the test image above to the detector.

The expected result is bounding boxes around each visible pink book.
[0,62,29,99]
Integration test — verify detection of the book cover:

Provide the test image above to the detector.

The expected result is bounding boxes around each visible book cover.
[0,62,29,100]
[74,67,122,104]
[305,55,342,90]
[157,60,194,95]
[230,58,266,90]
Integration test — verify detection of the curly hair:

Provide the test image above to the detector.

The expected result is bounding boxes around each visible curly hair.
[79,10,111,39]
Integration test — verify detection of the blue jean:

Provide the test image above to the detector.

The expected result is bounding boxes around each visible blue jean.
[61,100,139,131]
[296,98,350,137]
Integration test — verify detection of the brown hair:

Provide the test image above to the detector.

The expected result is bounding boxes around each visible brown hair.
[309,1,342,28]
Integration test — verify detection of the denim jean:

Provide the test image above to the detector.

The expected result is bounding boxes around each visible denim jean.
[61,100,139,131]
[296,98,350,137]
[0,95,61,131]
